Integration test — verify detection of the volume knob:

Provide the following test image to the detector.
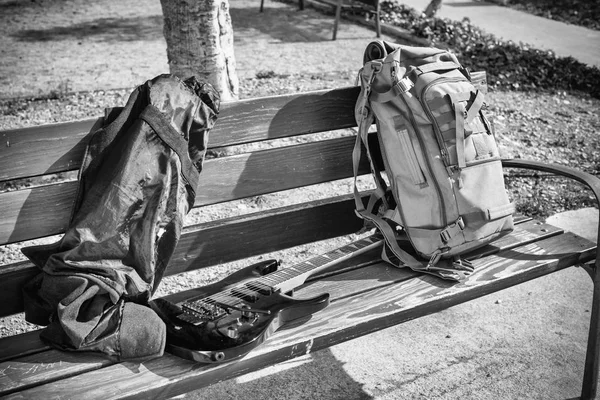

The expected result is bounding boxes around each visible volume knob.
[226,326,239,339]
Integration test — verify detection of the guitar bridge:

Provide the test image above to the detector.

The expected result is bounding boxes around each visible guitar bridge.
[181,299,228,324]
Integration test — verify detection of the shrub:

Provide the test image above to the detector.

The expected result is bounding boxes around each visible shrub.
[380,1,600,98]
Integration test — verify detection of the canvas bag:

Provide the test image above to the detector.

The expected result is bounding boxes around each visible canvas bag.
[21,74,219,360]
[353,41,514,281]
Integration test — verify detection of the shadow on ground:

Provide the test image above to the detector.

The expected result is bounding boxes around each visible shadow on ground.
[11,15,164,43]
[185,348,374,400]
[231,6,337,43]
[10,6,338,44]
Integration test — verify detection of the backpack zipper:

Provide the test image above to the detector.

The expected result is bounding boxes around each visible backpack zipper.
[396,125,427,186]
[397,94,447,226]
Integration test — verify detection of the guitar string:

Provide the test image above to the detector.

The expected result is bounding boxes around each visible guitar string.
[185,237,376,312]
[184,236,378,313]
[185,242,370,313]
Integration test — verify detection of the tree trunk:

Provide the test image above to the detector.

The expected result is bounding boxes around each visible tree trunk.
[160,0,239,101]
[424,0,442,17]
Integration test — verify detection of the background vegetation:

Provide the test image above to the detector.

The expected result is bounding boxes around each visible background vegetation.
[487,0,600,31]
[379,0,600,98]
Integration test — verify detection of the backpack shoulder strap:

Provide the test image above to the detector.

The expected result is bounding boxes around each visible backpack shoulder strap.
[353,65,424,272]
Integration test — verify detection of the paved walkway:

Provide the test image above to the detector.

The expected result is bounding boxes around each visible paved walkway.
[399,0,600,67]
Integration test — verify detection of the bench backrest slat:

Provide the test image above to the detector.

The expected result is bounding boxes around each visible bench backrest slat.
[0,194,365,318]
[0,119,101,181]
[0,87,360,182]
[0,135,369,245]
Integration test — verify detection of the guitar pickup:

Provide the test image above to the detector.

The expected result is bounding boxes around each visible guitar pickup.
[230,288,259,303]
[245,281,274,296]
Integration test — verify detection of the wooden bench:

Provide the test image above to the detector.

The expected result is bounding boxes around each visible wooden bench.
[332,0,381,40]
[1,72,600,399]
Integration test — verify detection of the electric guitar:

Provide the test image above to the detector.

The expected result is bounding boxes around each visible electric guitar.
[149,234,384,363]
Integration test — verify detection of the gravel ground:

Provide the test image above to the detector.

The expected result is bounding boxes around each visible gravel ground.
[1,0,599,343]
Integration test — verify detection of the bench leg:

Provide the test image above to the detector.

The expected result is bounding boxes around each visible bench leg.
[332,0,342,40]
[582,263,600,399]
[375,2,381,38]
[498,160,600,399]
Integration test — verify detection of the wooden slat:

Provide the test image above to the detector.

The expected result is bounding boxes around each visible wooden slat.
[0,194,366,318]
[0,72,487,183]
[0,218,570,378]
[165,194,365,276]
[209,86,359,147]
[0,350,113,396]
[2,229,592,400]
[0,208,552,320]
[0,87,359,182]
[266,233,594,352]
[0,216,541,360]
[0,119,102,182]
[0,182,76,244]
[0,135,370,245]
[165,218,563,305]
[0,331,49,363]
[195,136,361,204]
[0,261,42,320]
[303,220,566,302]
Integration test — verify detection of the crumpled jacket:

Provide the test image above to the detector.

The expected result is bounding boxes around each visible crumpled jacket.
[22,74,220,360]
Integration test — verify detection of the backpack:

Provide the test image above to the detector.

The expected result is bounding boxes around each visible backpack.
[353,41,514,281]
[22,75,220,360]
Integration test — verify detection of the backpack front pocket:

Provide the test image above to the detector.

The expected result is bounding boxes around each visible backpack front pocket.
[390,116,427,187]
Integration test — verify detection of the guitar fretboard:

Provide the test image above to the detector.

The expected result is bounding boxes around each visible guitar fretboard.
[183,234,383,319]
[264,235,382,291]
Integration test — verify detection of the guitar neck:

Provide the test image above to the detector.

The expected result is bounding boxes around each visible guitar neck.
[263,235,383,294]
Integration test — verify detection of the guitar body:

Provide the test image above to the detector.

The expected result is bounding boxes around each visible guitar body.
[149,260,330,363]
[150,235,383,363]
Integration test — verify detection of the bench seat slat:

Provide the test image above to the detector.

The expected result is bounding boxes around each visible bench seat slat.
[0,135,368,245]
[2,229,593,400]
[165,218,562,306]
[0,216,551,361]
[0,350,112,397]
[270,234,594,350]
